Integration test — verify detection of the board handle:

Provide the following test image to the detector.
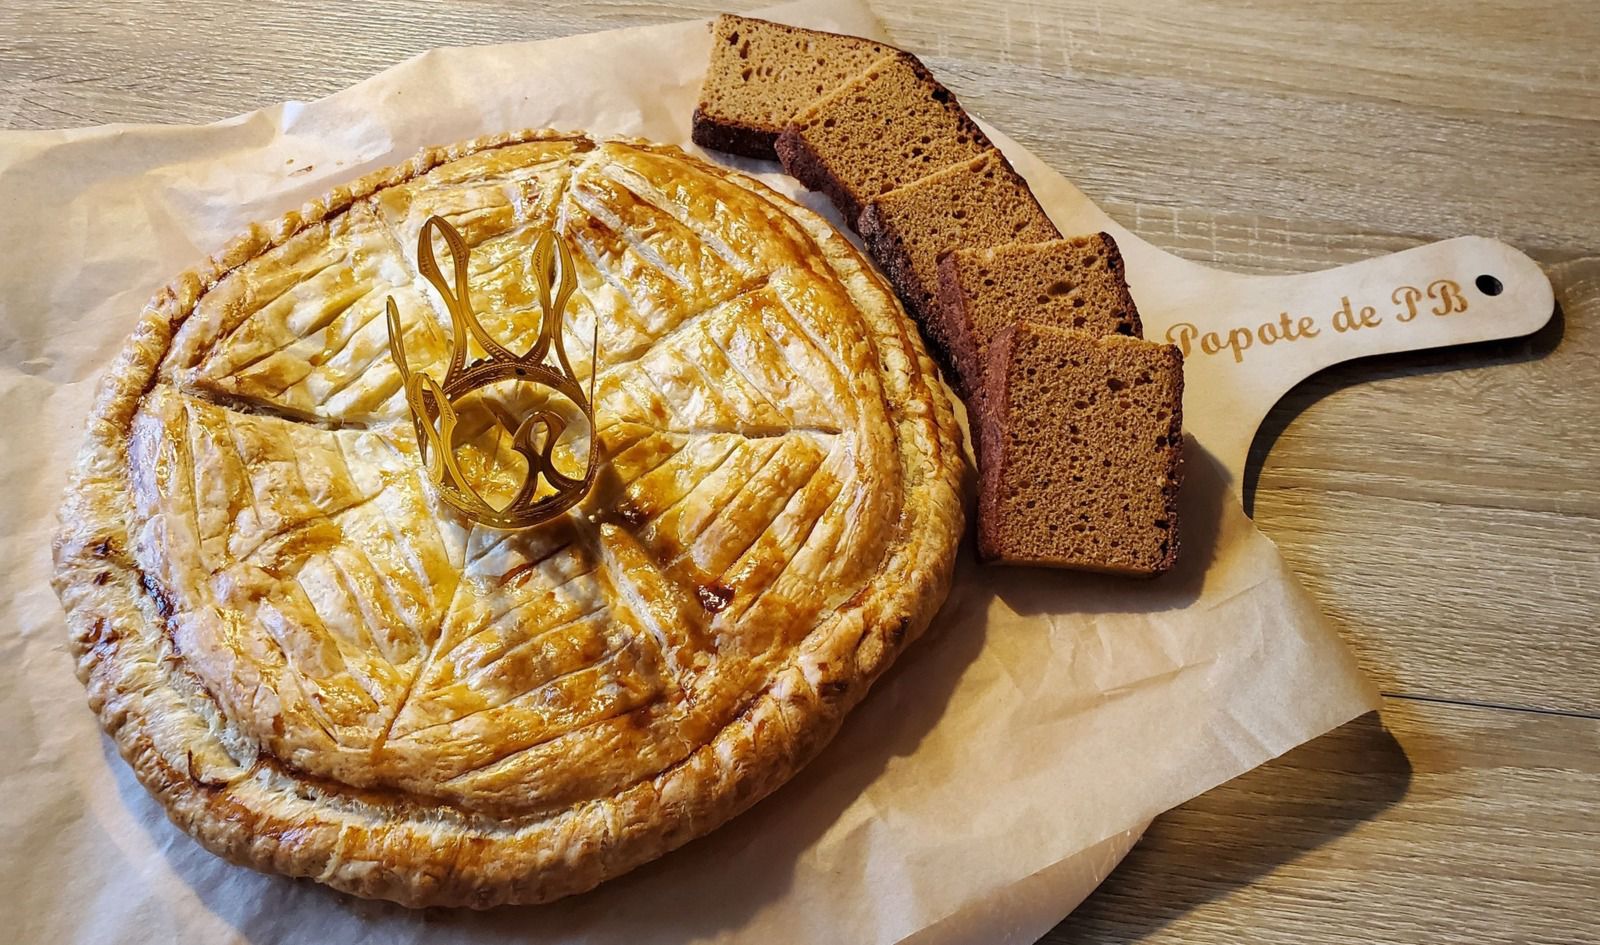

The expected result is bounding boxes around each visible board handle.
[1123,236,1555,498]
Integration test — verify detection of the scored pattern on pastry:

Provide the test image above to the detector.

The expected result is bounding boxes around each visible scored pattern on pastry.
[135,136,901,812]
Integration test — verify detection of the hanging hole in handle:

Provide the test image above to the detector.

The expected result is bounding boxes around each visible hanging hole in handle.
[1475,274,1504,297]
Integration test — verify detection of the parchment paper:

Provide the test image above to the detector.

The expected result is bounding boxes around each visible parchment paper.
[0,1,1379,943]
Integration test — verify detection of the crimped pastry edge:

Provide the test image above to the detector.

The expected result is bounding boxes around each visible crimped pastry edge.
[49,128,966,908]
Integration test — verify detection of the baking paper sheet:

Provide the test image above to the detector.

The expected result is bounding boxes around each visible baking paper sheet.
[0,1,1378,942]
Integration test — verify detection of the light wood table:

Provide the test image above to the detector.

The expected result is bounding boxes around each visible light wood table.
[3,1,1595,942]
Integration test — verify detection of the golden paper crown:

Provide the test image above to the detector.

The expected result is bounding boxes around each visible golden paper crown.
[387,216,599,530]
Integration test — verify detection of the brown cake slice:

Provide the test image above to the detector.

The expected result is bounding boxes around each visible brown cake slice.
[935,234,1143,397]
[775,51,993,225]
[692,14,897,161]
[976,321,1184,576]
[856,150,1061,340]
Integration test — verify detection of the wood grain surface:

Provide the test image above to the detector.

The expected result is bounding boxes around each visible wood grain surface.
[2,1,1595,942]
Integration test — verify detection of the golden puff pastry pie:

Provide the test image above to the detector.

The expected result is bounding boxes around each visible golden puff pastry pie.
[51,130,964,907]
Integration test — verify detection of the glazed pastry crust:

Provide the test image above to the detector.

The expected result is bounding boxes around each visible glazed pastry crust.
[51,130,964,908]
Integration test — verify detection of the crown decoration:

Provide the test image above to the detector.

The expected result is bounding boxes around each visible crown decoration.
[387,215,600,530]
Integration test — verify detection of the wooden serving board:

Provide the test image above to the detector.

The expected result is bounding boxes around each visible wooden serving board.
[992,126,1557,501]
[928,125,1556,942]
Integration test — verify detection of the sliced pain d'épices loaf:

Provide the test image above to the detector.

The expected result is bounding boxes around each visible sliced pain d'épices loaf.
[691,17,1186,576]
